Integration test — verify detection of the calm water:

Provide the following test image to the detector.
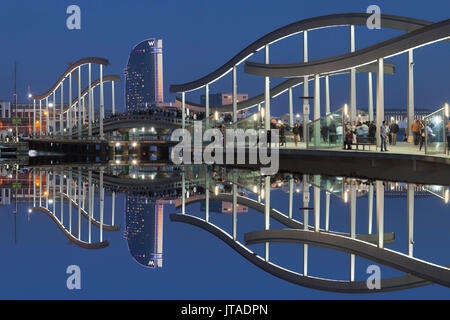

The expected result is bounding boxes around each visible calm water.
[0,162,448,299]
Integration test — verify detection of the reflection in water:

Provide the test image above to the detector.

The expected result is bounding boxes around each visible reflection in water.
[0,162,448,294]
[125,196,165,268]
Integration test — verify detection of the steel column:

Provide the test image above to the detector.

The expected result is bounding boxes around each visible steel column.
[407,50,415,141]
[99,64,104,140]
[232,66,237,123]
[376,58,384,146]
[264,45,270,130]
[349,25,356,122]
[302,31,309,141]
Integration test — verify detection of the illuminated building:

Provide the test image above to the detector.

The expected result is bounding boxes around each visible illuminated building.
[200,93,248,106]
[125,39,164,111]
[200,200,248,213]
[124,196,164,268]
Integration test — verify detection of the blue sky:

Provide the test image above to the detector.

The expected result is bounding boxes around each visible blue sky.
[0,0,449,117]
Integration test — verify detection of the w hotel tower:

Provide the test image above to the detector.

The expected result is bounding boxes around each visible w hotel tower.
[125,38,164,111]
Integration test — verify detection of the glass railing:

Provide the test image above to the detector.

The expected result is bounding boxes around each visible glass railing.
[309,174,346,199]
[307,108,344,149]
[424,107,446,155]
[234,111,262,131]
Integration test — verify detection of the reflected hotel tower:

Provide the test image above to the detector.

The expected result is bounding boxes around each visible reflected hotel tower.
[125,197,164,268]
[125,38,164,111]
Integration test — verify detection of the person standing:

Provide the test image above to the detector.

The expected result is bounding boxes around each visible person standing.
[380,120,388,152]
[391,120,399,145]
[344,130,353,150]
[419,120,426,151]
[293,122,300,147]
[411,119,420,145]
[279,123,286,147]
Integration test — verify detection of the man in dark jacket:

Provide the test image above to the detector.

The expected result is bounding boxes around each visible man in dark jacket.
[390,120,399,145]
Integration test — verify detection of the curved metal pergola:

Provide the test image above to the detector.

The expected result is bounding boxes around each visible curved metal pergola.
[170,213,438,293]
[32,57,110,100]
[31,206,110,249]
[244,19,450,77]
[170,13,434,93]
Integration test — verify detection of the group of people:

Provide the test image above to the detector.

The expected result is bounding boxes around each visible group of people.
[342,121,377,150]
[271,120,308,147]
[379,120,401,151]
[106,107,206,122]
[410,119,431,151]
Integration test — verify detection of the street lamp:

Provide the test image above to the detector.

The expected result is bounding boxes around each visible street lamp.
[28,92,32,136]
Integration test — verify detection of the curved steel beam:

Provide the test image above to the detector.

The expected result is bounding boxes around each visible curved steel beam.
[66,75,120,112]
[60,193,120,231]
[32,57,110,100]
[245,19,450,77]
[170,13,432,93]
[244,229,450,287]
[174,193,394,244]
[170,213,435,293]
[31,206,109,249]
[176,61,395,113]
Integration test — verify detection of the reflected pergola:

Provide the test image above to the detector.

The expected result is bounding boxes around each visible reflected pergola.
[30,167,120,249]
[1,163,448,290]
[173,166,450,293]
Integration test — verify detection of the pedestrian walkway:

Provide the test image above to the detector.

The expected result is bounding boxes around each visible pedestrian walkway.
[278,141,450,160]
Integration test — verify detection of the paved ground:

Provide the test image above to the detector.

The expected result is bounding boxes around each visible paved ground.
[278,141,450,159]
